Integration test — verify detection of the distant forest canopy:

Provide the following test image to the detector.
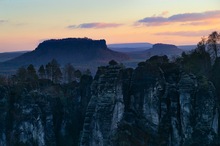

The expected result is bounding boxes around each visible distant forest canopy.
[1,59,92,85]
[0,31,219,86]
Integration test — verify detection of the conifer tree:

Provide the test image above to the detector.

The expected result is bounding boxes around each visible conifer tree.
[38,65,46,79]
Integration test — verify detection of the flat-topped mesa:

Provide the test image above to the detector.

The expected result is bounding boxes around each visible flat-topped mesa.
[5,38,129,66]
[145,43,183,57]
[36,38,108,52]
[153,43,178,49]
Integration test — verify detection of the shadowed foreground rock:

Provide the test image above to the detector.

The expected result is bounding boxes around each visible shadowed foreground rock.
[80,58,219,146]
[0,57,219,146]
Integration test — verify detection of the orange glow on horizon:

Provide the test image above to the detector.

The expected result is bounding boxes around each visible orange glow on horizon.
[1,1,220,52]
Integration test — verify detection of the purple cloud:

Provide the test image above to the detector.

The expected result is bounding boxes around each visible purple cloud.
[138,10,220,26]
[154,29,219,37]
[67,22,122,29]
[138,17,169,26]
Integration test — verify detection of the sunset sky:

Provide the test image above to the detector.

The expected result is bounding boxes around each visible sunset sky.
[0,0,220,52]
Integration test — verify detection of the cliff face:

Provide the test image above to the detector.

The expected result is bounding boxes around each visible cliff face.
[80,63,125,146]
[80,58,219,146]
[0,75,93,146]
[0,57,219,146]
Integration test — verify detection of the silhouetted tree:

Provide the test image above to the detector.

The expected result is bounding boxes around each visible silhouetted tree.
[45,59,61,82]
[50,59,59,68]
[64,63,75,83]
[16,67,27,82]
[181,38,211,76]
[207,31,220,62]
[50,59,62,83]
[27,64,38,81]
[196,37,206,53]
[38,65,46,79]
[46,62,52,80]
[25,64,39,88]
[53,67,62,83]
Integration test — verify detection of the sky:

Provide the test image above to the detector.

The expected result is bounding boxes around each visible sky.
[0,0,220,52]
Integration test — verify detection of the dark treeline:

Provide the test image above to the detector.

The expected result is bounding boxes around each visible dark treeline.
[178,31,220,96]
[0,59,92,86]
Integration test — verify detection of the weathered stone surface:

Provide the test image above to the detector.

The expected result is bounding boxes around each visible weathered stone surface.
[0,75,93,146]
[0,58,219,146]
[80,63,124,146]
[79,59,219,146]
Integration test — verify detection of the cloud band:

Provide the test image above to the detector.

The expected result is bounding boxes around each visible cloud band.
[68,22,122,29]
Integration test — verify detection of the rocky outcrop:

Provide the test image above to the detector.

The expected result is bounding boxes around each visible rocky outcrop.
[80,57,219,146]
[0,75,93,146]
[80,63,124,146]
[0,56,219,146]
[0,86,8,146]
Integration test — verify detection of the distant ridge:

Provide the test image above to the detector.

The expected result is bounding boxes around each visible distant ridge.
[0,51,29,62]
[108,42,152,52]
[177,45,197,51]
[5,38,129,66]
[126,43,183,60]
[145,43,183,56]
